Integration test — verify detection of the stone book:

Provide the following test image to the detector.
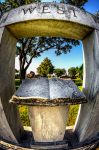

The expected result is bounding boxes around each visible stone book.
[11,78,86,105]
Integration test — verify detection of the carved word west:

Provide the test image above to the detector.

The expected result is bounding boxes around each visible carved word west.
[21,4,77,18]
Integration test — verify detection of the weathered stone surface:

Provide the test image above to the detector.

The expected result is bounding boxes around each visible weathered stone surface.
[0,27,24,143]
[74,30,99,142]
[6,20,92,40]
[1,3,99,39]
[10,78,86,106]
[0,129,99,150]
[0,3,99,29]
[29,106,69,142]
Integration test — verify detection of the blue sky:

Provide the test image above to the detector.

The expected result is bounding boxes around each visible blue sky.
[0,0,4,2]
[0,0,99,73]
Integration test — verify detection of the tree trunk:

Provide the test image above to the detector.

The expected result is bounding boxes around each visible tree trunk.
[20,68,26,81]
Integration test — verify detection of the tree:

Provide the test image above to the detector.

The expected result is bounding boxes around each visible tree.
[54,68,66,77]
[0,2,5,18]
[16,37,79,80]
[0,0,88,80]
[0,1,37,18]
[78,64,83,79]
[68,64,83,79]
[68,67,77,78]
[37,58,54,77]
[61,0,88,9]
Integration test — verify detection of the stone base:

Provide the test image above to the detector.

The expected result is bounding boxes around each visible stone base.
[31,141,68,149]
[0,128,99,150]
[29,106,69,142]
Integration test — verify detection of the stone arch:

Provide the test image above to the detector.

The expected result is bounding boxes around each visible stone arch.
[0,2,99,143]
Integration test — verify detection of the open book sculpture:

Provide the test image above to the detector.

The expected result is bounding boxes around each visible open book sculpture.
[11,78,86,106]
[10,78,87,143]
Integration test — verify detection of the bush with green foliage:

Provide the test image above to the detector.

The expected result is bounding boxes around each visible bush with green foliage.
[68,67,77,79]
[54,68,66,77]
[68,64,83,80]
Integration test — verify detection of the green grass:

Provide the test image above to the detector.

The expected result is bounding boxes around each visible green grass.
[15,79,30,126]
[18,105,30,126]
[78,86,83,91]
[67,105,79,126]
[15,78,83,126]
[73,78,82,86]
[67,81,82,126]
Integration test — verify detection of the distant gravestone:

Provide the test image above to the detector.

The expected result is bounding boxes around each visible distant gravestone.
[0,2,99,146]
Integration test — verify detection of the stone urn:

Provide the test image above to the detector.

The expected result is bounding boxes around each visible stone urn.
[10,78,86,143]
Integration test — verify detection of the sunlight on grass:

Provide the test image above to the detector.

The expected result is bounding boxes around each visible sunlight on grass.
[18,105,30,126]
[78,86,82,91]
[67,105,79,126]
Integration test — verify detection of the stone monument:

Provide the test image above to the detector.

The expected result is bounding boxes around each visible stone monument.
[0,2,99,149]
[10,78,86,143]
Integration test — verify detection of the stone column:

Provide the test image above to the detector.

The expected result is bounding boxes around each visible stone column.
[74,29,99,142]
[29,106,69,142]
[0,27,23,143]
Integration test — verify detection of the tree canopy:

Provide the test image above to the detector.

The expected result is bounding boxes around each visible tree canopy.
[68,67,77,78]
[61,0,88,9]
[77,64,83,79]
[37,57,54,77]
[54,68,66,77]
[68,64,83,79]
